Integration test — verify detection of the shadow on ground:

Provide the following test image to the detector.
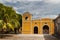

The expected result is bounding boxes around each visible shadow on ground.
[0,34,14,39]
[44,34,59,40]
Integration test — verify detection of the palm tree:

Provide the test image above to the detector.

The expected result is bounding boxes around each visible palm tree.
[10,19,20,34]
[0,3,22,34]
[0,20,6,33]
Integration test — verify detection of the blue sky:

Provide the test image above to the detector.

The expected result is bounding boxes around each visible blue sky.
[0,0,60,19]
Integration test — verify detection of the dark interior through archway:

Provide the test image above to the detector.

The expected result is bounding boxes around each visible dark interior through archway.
[34,26,38,34]
[43,25,49,34]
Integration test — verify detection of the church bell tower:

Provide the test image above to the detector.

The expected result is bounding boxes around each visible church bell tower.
[22,12,32,34]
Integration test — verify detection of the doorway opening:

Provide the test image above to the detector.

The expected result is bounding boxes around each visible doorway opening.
[34,26,38,34]
[43,25,49,34]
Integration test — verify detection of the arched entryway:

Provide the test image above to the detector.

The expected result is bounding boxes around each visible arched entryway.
[34,26,38,34]
[43,25,49,34]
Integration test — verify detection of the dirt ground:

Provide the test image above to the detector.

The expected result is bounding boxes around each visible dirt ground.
[0,34,59,40]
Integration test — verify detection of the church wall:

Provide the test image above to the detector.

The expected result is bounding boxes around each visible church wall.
[31,20,40,34]
[22,12,54,35]
[22,21,31,34]
[40,18,54,34]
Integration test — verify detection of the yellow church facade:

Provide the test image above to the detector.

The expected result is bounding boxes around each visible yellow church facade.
[22,12,54,35]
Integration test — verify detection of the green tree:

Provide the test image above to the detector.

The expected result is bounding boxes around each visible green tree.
[0,3,22,34]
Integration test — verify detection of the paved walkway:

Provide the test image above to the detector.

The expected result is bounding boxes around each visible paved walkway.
[0,34,59,40]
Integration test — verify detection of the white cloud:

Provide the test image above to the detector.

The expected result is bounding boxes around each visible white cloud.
[0,0,60,4]
[0,0,4,3]
[5,0,12,2]
[0,0,15,3]
[44,0,60,4]
[41,15,58,19]
[7,0,60,3]
[3,0,42,3]
[0,0,60,19]
[11,1,60,19]
[5,0,18,3]
[15,0,42,1]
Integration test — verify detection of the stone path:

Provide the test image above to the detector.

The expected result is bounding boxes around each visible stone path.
[0,34,59,40]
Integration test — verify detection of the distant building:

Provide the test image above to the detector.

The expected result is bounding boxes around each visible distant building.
[54,14,60,34]
[22,12,54,35]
